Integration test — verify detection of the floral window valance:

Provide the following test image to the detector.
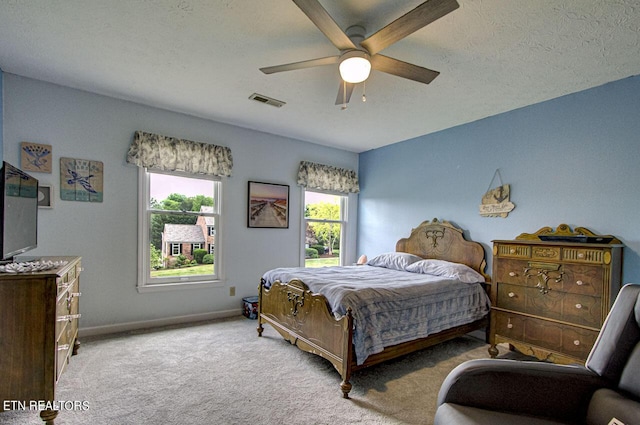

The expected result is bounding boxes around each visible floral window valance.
[126,131,233,177]
[297,161,359,194]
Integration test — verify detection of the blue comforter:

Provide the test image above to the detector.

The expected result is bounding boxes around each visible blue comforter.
[262,265,491,365]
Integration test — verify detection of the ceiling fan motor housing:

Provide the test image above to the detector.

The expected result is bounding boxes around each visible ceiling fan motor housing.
[345,25,366,47]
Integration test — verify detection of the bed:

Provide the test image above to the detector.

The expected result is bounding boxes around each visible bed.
[256,218,491,398]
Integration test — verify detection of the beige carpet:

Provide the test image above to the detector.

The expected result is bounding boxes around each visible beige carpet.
[0,316,493,425]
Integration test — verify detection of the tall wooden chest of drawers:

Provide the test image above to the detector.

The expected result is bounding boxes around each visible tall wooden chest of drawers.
[0,256,82,424]
[489,226,622,364]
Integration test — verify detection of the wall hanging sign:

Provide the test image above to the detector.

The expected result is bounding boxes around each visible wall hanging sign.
[60,157,104,202]
[479,169,515,218]
[21,142,52,173]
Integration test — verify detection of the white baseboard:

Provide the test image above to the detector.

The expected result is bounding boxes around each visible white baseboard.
[78,309,240,338]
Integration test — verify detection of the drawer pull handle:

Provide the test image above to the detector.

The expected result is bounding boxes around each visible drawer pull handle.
[509,271,517,277]
[507,318,513,329]
[57,314,82,322]
[575,303,582,309]
[67,292,82,305]
[510,248,516,254]
[58,344,70,351]
[576,280,583,286]
[578,253,585,258]
[508,292,516,298]
[573,340,580,346]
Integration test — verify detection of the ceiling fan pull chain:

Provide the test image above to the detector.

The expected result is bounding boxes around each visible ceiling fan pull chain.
[362,81,367,102]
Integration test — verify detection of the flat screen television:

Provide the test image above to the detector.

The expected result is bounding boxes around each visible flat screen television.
[0,161,39,262]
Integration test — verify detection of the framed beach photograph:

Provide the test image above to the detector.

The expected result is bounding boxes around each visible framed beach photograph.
[248,181,289,228]
[38,184,53,208]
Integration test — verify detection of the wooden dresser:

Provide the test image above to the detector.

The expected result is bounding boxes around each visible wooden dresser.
[489,225,623,364]
[0,256,82,424]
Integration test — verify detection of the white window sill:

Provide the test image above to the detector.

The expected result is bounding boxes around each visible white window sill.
[137,279,225,293]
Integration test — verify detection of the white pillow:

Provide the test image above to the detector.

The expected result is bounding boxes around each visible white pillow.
[405,259,485,283]
[366,252,423,271]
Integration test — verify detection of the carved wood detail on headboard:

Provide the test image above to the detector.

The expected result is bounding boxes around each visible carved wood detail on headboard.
[396,218,487,279]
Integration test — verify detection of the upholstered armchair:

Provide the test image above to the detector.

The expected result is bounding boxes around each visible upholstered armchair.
[434,283,640,425]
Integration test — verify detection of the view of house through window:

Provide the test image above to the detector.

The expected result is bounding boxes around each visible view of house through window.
[141,170,220,287]
[304,191,345,267]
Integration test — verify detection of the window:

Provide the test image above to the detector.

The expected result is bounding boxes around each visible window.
[303,190,346,267]
[137,168,222,292]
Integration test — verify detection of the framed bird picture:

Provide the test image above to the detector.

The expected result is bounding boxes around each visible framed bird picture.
[60,157,104,202]
[21,142,53,173]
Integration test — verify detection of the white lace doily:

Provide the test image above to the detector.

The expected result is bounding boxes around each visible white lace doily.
[0,260,69,273]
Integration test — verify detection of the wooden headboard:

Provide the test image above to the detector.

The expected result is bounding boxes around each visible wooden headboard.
[395,218,488,279]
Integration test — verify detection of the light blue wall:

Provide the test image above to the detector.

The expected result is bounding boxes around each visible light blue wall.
[2,74,358,329]
[358,75,640,284]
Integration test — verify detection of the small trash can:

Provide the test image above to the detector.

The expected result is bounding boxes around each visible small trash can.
[242,296,259,319]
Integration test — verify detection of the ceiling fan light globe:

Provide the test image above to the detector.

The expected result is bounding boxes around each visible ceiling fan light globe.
[339,53,371,84]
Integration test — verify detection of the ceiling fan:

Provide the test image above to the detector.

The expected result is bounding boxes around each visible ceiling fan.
[260,0,460,107]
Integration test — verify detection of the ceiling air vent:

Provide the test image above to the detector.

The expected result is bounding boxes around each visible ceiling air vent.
[249,93,286,108]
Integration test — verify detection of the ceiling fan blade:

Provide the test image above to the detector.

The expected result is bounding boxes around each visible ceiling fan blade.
[293,0,356,51]
[260,55,340,74]
[335,81,355,105]
[370,55,440,84]
[361,0,459,55]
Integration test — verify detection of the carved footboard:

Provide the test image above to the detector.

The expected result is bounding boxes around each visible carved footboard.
[257,278,355,397]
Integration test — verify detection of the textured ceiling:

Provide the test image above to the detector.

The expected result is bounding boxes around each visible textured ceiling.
[1,0,639,153]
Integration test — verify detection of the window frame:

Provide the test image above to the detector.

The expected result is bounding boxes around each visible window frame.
[301,188,348,267]
[137,167,224,293]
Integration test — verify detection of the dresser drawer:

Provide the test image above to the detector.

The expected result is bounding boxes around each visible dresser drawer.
[68,293,80,336]
[561,326,599,359]
[530,245,561,261]
[494,311,598,359]
[56,292,71,340]
[57,274,69,295]
[493,310,526,341]
[524,263,603,297]
[494,259,529,284]
[496,283,527,312]
[496,283,602,328]
[560,265,604,296]
[56,262,79,295]
[562,247,608,264]
[56,325,73,381]
[495,244,531,259]
[496,259,563,288]
[527,289,602,328]
[559,292,602,327]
